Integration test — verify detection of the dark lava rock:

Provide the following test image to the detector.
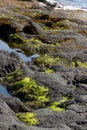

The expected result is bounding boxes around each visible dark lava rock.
[33,72,75,102]
[74,75,87,84]
[0,50,34,77]
[0,1,87,130]
[0,97,26,130]
[0,95,63,130]
[0,95,30,113]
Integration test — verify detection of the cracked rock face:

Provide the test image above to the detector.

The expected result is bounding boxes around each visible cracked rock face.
[0,50,22,77]
[0,49,34,80]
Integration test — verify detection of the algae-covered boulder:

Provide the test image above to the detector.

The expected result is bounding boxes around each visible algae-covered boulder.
[8,77,49,109]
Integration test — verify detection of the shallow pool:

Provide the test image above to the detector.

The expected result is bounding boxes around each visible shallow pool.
[0,84,11,96]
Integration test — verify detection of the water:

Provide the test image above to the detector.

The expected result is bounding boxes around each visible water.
[0,40,40,62]
[46,0,87,10]
[57,0,87,9]
[0,84,11,96]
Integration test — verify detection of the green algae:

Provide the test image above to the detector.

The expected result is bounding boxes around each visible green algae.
[70,60,87,68]
[35,54,71,70]
[35,54,60,69]
[6,67,22,83]
[25,38,42,50]
[12,77,49,108]
[49,97,68,112]
[77,61,87,68]
[45,68,54,73]
[21,38,43,55]
[27,38,42,44]
[16,112,38,125]
[9,33,27,44]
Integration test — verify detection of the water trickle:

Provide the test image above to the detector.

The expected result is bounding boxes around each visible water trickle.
[0,40,40,62]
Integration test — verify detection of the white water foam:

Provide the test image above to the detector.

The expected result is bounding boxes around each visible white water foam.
[46,0,56,4]
[46,0,87,11]
[55,4,81,10]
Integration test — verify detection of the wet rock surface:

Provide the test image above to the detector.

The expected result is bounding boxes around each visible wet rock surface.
[0,0,87,130]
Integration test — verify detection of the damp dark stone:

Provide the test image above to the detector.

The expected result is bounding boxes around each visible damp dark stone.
[0,23,16,41]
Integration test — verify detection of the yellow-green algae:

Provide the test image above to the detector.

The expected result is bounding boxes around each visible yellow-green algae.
[36,54,60,68]
[28,38,42,44]
[49,97,68,112]
[45,68,54,73]
[70,60,87,68]
[9,33,28,44]
[6,67,22,83]
[77,61,87,68]
[6,69,49,108]
[35,54,70,70]
[24,38,42,53]
[13,77,49,107]
[16,112,38,125]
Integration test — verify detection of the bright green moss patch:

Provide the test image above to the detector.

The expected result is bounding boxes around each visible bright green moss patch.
[16,112,38,125]
[70,61,76,67]
[45,68,54,73]
[77,61,87,68]
[49,97,68,112]
[6,70,49,108]
[13,77,49,108]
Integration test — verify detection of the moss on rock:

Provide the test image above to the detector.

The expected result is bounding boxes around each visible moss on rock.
[70,60,87,68]
[35,54,59,69]
[16,112,38,125]
[45,68,54,73]
[9,33,27,44]
[49,97,68,112]
[6,67,22,84]
[77,61,87,68]
[11,77,49,108]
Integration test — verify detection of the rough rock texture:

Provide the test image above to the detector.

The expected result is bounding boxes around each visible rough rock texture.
[0,95,30,113]
[0,96,27,130]
[0,50,34,77]
[0,95,65,130]
[0,0,87,130]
